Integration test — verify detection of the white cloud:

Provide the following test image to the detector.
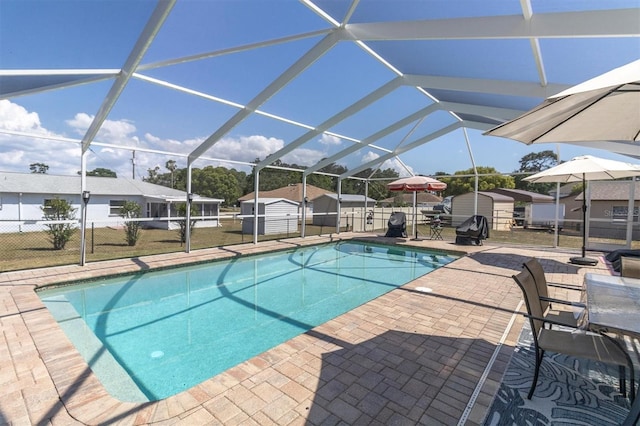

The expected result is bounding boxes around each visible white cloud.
[382,158,413,177]
[0,101,82,174]
[66,113,138,144]
[0,100,47,133]
[318,133,341,145]
[0,100,325,177]
[360,151,413,176]
[208,135,284,164]
[0,149,25,165]
[281,148,326,167]
[361,151,379,163]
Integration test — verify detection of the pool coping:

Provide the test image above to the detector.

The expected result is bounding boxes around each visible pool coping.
[1,233,608,425]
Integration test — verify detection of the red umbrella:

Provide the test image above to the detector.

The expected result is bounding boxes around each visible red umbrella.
[387,175,447,192]
[387,176,447,240]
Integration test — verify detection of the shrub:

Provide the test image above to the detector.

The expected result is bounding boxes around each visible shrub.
[41,198,77,250]
[175,202,197,243]
[120,201,142,246]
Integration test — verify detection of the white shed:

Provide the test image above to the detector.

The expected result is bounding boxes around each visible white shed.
[451,192,514,231]
[240,198,299,235]
[312,194,377,227]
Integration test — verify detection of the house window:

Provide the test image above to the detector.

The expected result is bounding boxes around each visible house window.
[201,203,216,216]
[611,205,639,222]
[43,199,55,215]
[109,200,126,216]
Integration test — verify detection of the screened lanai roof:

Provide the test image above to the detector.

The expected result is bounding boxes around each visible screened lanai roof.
[0,0,638,180]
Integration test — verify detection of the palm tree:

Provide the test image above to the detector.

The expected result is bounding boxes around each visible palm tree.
[166,160,177,188]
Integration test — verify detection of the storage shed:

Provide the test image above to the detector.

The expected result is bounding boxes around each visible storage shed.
[487,188,554,203]
[240,198,299,235]
[312,194,376,228]
[451,192,514,231]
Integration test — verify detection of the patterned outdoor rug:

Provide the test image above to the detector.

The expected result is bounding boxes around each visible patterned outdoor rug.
[484,325,632,426]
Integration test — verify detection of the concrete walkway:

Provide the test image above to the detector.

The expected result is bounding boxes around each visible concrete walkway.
[0,234,612,425]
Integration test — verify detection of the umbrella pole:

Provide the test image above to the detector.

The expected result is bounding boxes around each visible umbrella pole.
[570,175,598,266]
[415,198,419,240]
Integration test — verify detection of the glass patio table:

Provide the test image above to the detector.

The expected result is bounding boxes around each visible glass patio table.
[581,273,640,426]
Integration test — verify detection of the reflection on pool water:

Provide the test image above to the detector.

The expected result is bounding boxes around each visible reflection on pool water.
[38,241,457,401]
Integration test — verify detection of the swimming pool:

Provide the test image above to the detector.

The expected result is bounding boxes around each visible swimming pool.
[38,241,457,402]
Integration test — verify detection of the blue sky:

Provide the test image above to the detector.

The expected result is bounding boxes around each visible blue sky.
[0,0,638,181]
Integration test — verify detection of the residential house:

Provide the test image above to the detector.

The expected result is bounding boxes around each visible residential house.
[378,192,442,208]
[0,172,223,233]
[567,180,639,239]
[238,183,334,221]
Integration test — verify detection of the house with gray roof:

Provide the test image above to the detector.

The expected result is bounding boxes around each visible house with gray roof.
[0,172,223,233]
[238,183,334,223]
[562,180,639,239]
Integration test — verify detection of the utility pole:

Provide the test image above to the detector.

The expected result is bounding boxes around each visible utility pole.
[131,150,136,180]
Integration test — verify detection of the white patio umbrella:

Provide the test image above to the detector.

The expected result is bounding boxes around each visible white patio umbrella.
[484,59,640,158]
[524,155,640,265]
[387,175,447,240]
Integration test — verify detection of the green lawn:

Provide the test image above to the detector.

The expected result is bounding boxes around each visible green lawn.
[0,221,635,273]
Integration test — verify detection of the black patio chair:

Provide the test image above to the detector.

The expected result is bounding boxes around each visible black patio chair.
[385,211,407,238]
[455,215,488,245]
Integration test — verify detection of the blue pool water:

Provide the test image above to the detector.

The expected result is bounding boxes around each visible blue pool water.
[39,241,456,401]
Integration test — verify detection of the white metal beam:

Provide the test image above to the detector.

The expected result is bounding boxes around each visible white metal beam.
[80,0,176,153]
[520,0,548,87]
[404,74,570,98]
[438,101,526,122]
[345,9,640,40]
[304,103,440,176]
[257,77,403,169]
[188,30,342,163]
[341,122,462,178]
[461,120,499,132]
[0,69,119,99]
[138,28,332,71]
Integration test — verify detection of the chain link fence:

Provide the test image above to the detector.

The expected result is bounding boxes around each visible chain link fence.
[1,208,637,273]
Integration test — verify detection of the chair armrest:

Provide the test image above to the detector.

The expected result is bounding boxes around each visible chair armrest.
[520,312,580,329]
[539,296,585,308]
[547,282,583,291]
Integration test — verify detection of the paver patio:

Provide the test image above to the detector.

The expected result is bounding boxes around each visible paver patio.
[0,233,617,425]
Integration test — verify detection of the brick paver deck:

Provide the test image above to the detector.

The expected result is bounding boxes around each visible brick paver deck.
[0,233,610,425]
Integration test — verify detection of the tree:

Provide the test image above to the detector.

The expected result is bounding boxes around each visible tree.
[191,166,243,207]
[351,168,399,199]
[518,150,558,173]
[439,166,515,196]
[120,201,142,246]
[30,163,49,174]
[146,166,161,183]
[78,168,117,178]
[175,202,197,243]
[166,160,177,188]
[514,150,559,194]
[41,198,76,250]
[245,159,299,192]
